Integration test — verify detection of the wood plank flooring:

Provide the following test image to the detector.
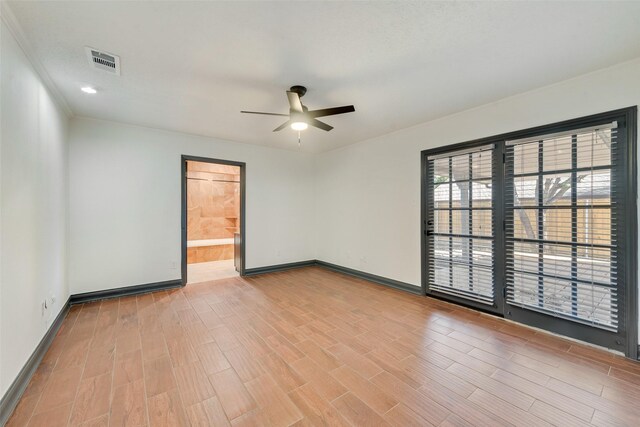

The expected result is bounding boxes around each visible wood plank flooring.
[6,266,640,426]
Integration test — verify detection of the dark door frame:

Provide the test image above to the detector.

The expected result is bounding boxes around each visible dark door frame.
[181,155,246,285]
[421,141,504,316]
[421,106,638,359]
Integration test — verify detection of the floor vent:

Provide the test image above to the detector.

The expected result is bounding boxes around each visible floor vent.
[85,47,121,75]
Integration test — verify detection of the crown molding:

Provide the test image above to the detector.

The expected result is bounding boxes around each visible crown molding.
[1,1,74,118]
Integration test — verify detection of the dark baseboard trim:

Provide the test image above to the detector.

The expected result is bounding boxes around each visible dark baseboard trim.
[243,259,422,296]
[0,298,70,426]
[315,260,422,295]
[243,260,317,276]
[69,279,183,305]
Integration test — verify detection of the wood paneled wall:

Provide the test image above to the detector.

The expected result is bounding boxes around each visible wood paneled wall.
[186,161,240,263]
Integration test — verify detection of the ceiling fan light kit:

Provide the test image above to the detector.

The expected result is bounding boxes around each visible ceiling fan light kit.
[241,85,355,135]
[291,121,308,131]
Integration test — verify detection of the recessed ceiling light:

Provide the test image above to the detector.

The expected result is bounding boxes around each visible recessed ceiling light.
[81,86,97,94]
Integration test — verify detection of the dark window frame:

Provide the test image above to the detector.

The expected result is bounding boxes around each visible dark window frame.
[421,106,638,358]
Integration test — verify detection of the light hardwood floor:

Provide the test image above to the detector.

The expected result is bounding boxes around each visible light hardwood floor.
[6,267,640,426]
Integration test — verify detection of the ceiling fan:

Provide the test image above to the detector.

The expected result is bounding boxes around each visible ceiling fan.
[241,85,355,132]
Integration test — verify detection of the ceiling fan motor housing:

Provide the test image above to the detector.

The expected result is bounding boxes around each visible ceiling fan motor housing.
[291,111,307,122]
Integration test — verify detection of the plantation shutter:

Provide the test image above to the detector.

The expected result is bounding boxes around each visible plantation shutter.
[504,122,619,330]
[426,144,495,304]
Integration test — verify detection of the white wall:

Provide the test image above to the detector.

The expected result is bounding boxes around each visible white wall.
[0,16,69,396]
[315,59,640,295]
[68,118,316,294]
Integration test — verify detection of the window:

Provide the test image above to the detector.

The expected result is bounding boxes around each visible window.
[422,107,637,358]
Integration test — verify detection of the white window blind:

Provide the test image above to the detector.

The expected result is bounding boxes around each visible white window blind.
[427,144,495,304]
[505,122,618,330]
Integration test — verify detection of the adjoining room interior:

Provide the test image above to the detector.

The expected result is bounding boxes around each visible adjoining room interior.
[186,160,242,284]
[2,1,640,426]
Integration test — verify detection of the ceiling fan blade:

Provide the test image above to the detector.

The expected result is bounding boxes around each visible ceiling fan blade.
[273,120,292,132]
[309,118,333,131]
[307,105,355,118]
[241,110,289,116]
[286,91,304,113]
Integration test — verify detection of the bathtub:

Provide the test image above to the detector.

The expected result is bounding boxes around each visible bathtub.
[187,238,234,263]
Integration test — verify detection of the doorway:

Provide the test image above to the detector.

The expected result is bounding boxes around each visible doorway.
[421,107,637,358]
[181,156,245,284]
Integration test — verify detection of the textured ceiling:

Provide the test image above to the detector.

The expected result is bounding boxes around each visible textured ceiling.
[7,1,640,152]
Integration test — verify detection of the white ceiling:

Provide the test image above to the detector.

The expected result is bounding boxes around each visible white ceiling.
[7,1,640,153]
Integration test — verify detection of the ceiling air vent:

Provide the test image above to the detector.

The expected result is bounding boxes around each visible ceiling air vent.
[85,47,121,75]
